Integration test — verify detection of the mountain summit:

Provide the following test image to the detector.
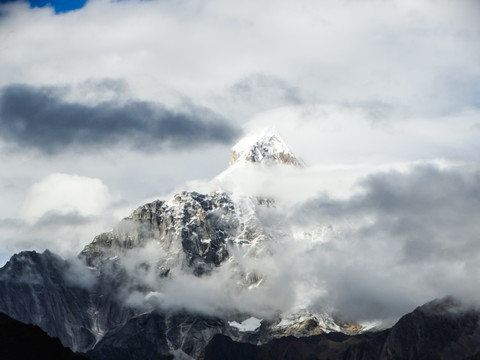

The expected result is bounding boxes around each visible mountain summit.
[2,128,479,360]
[229,128,304,167]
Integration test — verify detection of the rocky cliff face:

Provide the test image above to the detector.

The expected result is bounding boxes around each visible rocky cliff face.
[86,312,229,360]
[0,131,361,359]
[0,250,97,351]
[202,298,480,360]
[0,187,301,359]
[380,298,480,360]
[81,191,239,276]
[0,250,134,352]
[3,130,478,360]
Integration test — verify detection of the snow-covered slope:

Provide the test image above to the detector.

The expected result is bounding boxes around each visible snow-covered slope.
[229,128,304,167]
[0,129,358,360]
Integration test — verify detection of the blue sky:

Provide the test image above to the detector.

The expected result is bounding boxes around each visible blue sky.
[7,0,87,13]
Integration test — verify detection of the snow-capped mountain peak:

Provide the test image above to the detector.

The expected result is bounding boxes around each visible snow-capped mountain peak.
[229,128,304,167]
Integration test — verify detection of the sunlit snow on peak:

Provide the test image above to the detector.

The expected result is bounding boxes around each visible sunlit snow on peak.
[229,127,304,167]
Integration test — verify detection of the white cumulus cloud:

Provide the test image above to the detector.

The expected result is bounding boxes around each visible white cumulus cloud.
[22,173,113,220]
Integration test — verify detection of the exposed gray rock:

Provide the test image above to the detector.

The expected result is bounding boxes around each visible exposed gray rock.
[202,298,480,360]
[381,298,480,360]
[81,191,239,276]
[0,250,135,352]
[0,131,373,359]
[0,187,282,358]
[87,312,228,360]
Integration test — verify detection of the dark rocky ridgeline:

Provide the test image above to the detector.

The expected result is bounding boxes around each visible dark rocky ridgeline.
[86,312,230,360]
[0,191,255,359]
[0,131,313,359]
[3,131,480,360]
[202,334,259,360]
[0,311,88,360]
[0,250,97,351]
[0,250,135,353]
[202,331,388,360]
[381,297,480,360]
[0,249,229,360]
[0,191,244,357]
[202,298,480,360]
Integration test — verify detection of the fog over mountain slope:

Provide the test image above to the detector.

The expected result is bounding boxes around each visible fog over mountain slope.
[1,130,480,359]
[1,1,479,358]
[0,130,354,359]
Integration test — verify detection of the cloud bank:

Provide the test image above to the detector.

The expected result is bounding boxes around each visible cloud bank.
[0,83,239,154]
[1,0,480,324]
[289,164,480,320]
[1,0,479,118]
[97,162,480,324]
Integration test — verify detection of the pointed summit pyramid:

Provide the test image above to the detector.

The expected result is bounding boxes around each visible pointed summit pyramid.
[229,128,304,167]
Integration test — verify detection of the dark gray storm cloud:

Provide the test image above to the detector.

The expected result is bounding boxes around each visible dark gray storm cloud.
[299,166,480,260]
[291,165,480,320]
[0,83,240,154]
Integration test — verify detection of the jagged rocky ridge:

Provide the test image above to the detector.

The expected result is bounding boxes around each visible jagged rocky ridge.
[0,192,270,359]
[0,130,330,359]
[0,185,350,359]
[81,191,237,276]
[202,298,480,360]
[0,250,134,352]
[1,129,480,359]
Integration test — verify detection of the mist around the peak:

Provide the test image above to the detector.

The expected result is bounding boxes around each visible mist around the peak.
[4,103,480,325]
[94,157,480,325]
[90,107,480,323]
[0,0,479,330]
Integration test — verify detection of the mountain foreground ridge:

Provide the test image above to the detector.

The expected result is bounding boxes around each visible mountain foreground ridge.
[0,129,346,359]
[0,311,88,360]
[1,129,480,359]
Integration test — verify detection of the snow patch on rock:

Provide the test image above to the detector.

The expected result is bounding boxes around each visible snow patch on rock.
[228,317,263,332]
